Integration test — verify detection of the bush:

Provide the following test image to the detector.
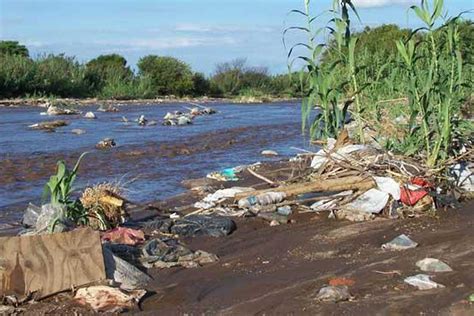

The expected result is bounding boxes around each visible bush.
[85,54,133,93]
[33,54,90,97]
[137,55,194,96]
[0,41,29,57]
[0,54,36,98]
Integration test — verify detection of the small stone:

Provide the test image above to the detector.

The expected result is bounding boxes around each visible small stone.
[261,150,279,156]
[269,220,280,226]
[96,138,116,149]
[315,286,351,302]
[177,116,192,125]
[72,128,86,135]
[416,258,453,272]
[138,115,147,126]
[84,111,96,119]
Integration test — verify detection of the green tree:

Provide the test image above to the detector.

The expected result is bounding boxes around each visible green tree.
[33,54,89,97]
[191,72,211,96]
[85,54,132,91]
[0,41,29,57]
[137,55,194,96]
[211,58,246,95]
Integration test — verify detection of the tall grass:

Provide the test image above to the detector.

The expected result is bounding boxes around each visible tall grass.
[288,0,472,167]
[285,0,365,140]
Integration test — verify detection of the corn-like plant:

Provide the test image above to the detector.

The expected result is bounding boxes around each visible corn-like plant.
[43,152,87,205]
[285,0,366,141]
[394,0,467,167]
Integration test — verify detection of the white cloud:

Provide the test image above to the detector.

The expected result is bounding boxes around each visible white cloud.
[353,0,416,8]
[175,24,276,34]
[92,36,237,51]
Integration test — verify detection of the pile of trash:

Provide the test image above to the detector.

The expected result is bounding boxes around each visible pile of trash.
[190,129,473,223]
[1,178,231,313]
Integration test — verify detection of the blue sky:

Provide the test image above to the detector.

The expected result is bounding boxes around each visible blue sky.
[0,0,472,74]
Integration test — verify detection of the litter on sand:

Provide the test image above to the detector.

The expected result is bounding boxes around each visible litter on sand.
[74,286,146,313]
[416,258,453,273]
[381,234,418,250]
[315,285,352,302]
[404,274,445,290]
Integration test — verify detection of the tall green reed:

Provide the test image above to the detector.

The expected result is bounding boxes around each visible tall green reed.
[395,0,467,167]
[285,0,366,141]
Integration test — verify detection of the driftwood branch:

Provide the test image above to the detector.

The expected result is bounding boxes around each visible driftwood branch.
[234,176,376,200]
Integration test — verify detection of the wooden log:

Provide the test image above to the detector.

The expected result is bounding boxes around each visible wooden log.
[234,176,376,200]
[0,228,106,299]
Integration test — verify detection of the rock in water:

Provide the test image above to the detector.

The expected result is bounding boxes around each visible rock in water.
[96,138,116,149]
[29,120,68,131]
[177,116,192,125]
[261,150,279,156]
[72,128,86,135]
[84,112,97,119]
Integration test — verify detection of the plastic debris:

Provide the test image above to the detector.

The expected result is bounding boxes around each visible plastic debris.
[468,293,474,302]
[144,215,236,238]
[238,192,286,209]
[22,203,70,234]
[102,227,145,245]
[404,274,445,290]
[311,144,369,169]
[194,187,255,210]
[261,150,279,156]
[141,237,218,269]
[328,277,355,287]
[315,285,352,302]
[269,220,280,226]
[416,258,453,272]
[334,209,375,222]
[374,177,401,200]
[74,286,146,313]
[400,187,428,206]
[343,188,389,214]
[103,246,152,290]
[381,234,418,250]
[207,168,239,182]
[449,163,474,192]
[310,191,353,212]
[277,205,292,216]
[84,112,96,119]
[400,177,433,206]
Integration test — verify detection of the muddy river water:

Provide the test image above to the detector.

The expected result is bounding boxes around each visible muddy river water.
[0,102,312,226]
